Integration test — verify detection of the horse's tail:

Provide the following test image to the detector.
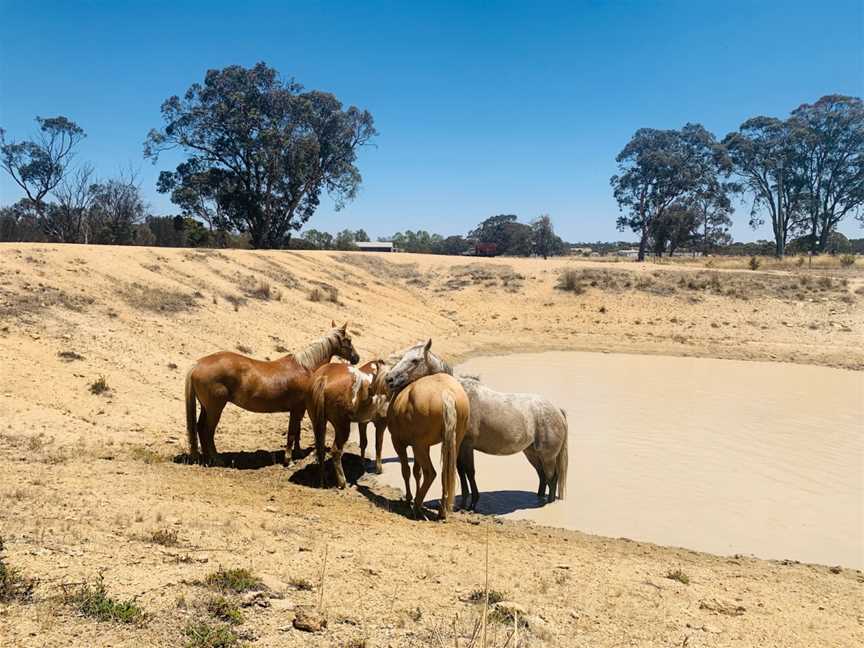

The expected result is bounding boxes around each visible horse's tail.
[556,408,568,500]
[185,368,199,457]
[309,376,328,439]
[440,389,458,516]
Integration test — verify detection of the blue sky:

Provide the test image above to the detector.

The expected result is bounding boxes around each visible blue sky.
[1,0,862,242]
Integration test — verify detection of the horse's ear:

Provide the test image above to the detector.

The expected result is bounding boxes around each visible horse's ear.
[423,338,432,356]
[341,321,349,333]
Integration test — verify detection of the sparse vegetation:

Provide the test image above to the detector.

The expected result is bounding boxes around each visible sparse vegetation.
[748,256,761,271]
[308,285,339,303]
[0,537,35,603]
[58,350,85,362]
[665,568,690,585]
[130,446,165,464]
[204,594,244,625]
[89,375,110,395]
[467,588,507,606]
[119,282,200,313]
[204,567,262,594]
[148,527,180,546]
[556,269,585,294]
[289,576,314,591]
[183,621,240,648]
[62,576,145,624]
[235,344,253,355]
[839,254,856,267]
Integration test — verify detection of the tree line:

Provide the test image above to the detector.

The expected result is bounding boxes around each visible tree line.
[611,95,864,260]
[295,213,568,257]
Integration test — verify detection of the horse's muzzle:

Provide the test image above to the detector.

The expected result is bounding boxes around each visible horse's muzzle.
[350,352,360,365]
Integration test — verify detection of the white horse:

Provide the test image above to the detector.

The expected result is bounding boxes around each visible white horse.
[385,340,569,510]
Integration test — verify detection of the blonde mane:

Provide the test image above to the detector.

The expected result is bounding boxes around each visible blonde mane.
[294,331,340,370]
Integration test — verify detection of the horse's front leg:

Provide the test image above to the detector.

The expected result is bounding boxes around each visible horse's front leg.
[284,406,304,465]
[457,443,471,511]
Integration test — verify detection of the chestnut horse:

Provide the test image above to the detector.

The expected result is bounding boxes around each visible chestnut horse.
[386,344,469,520]
[307,359,388,488]
[184,321,359,465]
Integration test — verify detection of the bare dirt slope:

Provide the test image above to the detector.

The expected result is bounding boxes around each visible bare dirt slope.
[0,243,861,647]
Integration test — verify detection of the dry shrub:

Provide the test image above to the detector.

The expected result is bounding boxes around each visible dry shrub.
[89,376,110,395]
[308,284,339,303]
[444,264,524,292]
[839,254,856,268]
[204,567,263,594]
[119,282,199,313]
[0,537,35,603]
[61,576,145,624]
[0,280,94,321]
[335,254,426,286]
[556,269,585,294]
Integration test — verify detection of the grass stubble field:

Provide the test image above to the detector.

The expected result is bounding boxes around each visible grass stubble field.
[0,243,862,647]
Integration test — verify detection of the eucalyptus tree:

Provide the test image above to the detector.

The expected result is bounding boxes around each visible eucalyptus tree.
[145,62,377,249]
[0,116,85,222]
[789,95,864,253]
[611,124,730,261]
[723,117,809,258]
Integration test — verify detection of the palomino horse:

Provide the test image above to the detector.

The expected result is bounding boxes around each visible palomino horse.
[184,322,359,466]
[307,359,388,488]
[388,340,568,510]
[386,342,469,520]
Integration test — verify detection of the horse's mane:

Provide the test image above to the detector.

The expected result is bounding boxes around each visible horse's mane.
[386,342,453,375]
[294,330,340,370]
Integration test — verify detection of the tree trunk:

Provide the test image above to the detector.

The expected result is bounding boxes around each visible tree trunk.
[637,228,649,262]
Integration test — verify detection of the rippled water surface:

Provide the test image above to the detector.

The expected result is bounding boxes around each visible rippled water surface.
[371,352,863,567]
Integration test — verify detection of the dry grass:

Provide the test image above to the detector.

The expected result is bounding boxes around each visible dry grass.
[444,264,524,292]
[57,350,85,362]
[665,568,690,585]
[0,537,35,603]
[89,375,110,395]
[119,282,200,313]
[308,284,339,303]
[335,253,426,286]
[0,280,94,321]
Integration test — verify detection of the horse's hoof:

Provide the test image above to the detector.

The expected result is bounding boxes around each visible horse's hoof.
[374,465,383,475]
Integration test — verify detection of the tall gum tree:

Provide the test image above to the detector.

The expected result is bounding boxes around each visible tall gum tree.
[145,62,377,249]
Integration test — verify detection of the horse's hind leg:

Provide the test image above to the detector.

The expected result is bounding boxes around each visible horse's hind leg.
[313,417,328,488]
[373,420,386,475]
[199,402,225,467]
[393,439,412,505]
[457,451,470,511]
[540,453,559,504]
[413,444,436,521]
[523,447,547,500]
[463,447,480,511]
[332,419,351,489]
[285,406,305,465]
[358,421,369,464]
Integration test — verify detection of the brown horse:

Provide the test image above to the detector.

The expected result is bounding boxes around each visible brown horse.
[307,359,388,488]
[184,321,359,465]
[386,365,470,521]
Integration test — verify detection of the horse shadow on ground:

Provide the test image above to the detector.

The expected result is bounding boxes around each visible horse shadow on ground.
[172,447,313,470]
[287,453,366,489]
[465,490,547,516]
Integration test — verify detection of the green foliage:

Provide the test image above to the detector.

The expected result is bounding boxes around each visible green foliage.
[145,62,377,249]
[63,576,145,624]
[302,229,334,250]
[665,569,690,585]
[205,595,244,624]
[183,621,239,648]
[204,567,262,594]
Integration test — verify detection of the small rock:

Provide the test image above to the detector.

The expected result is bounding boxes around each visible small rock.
[701,624,722,634]
[293,606,327,632]
[264,507,277,513]
[241,591,270,608]
[699,598,745,616]
[829,565,842,574]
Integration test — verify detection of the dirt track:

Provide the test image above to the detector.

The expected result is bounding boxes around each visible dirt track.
[1,244,862,647]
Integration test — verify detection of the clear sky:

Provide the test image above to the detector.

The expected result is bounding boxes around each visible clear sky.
[1,0,862,242]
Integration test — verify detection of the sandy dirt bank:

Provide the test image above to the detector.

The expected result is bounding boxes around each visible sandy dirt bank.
[0,244,862,647]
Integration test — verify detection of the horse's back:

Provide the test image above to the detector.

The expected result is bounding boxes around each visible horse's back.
[191,351,309,411]
[389,374,469,443]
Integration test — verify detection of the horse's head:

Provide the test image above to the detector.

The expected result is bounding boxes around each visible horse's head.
[385,339,451,393]
[331,320,360,365]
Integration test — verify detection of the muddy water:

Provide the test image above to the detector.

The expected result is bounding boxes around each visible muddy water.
[370,352,863,568]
